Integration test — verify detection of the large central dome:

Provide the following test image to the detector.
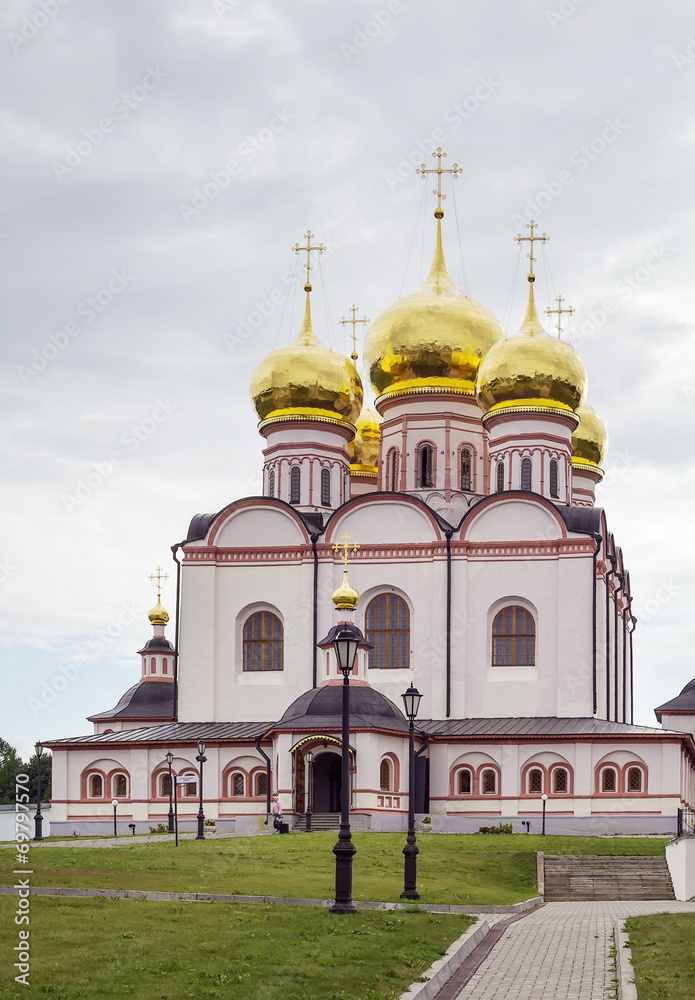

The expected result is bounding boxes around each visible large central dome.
[363,213,506,398]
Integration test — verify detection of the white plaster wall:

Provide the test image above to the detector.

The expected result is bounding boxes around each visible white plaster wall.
[666,838,695,901]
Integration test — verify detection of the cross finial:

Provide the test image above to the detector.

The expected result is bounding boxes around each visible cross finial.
[417,147,462,216]
[292,230,325,290]
[340,304,370,361]
[148,566,169,600]
[333,532,359,569]
[514,220,549,279]
[545,295,575,338]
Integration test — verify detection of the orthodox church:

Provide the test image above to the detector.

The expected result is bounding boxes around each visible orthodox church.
[47,167,695,836]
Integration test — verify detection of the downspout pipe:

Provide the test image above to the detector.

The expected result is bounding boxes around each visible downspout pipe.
[311,533,319,689]
[255,735,272,826]
[628,614,637,724]
[604,555,617,720]
[445,529,453,718]
[622,593,632,723]
[171,542,183,722]
[613,573,624,722]
[590,533,602,716]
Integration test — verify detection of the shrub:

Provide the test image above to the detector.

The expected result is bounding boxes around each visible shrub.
[479,823,512,835]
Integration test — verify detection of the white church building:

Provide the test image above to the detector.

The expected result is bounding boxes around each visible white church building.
[46,184,695,836]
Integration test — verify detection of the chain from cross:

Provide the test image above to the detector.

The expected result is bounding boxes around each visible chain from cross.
[416,147,462,210]
[149,566,169,599]
[292,231,325,288]
[514,220,549,277]
[333,532,359,569]
[545,295,575,337]
[340,304,370,361]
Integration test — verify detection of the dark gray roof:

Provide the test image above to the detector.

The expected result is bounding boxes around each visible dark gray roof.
[556,505,603,536]
[87,681,175,722]
[274,684,408,733]
[417,717,685,739]
[655,679,695,717]
[46,721,273,747]
[137,636,175,655]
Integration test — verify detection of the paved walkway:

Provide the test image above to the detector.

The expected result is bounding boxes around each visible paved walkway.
[453,900,695,999]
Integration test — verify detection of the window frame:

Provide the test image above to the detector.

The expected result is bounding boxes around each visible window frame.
[387,449,399,491]
[496,461,505,493]
[320,466,331,506]
[491,606,536,667]
[528,767,543,794]
[552,767,570,794]
[87,772,104,798]
[481,768,498,795]
[549,458,559,499]
[416,442,434,488]
[626,765,645,794]
[460,448,472,491]
[268,468,275,498]
[365,593,410,669]
[242,610,284,672]
[600,766,618,793]
[289,465,301,505]
[520,456,532,492]
[112,773,128,798]
[456,768,473,795]
[379,758,392,792]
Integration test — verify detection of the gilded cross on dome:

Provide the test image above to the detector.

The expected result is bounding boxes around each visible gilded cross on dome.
[514,220,549,279]
[148,566,169,600]
[340,304,370,361]
[292,231,325,289]
[545,295,575,338]
[417,147,461,216]
[333,532,359,568]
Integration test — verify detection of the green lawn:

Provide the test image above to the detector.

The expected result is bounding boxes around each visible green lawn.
[13,832,669,906]
[626,913,695,999]
[0,896,473,1000]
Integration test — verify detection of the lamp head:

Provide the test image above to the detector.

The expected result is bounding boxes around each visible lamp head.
[35,741,44,757]
[333,624,361,675]
[306,749,313,764]
[401,685,423,721]
[111,798,119,807]
[541,793,548,802]
[165,751,174,766]
[197,739,206,756]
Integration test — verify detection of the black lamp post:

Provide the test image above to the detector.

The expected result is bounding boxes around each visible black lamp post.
[165,751,175,833]
[541,793,548,836]
[111,798,119,837]
[305,750,313,834]
[401,685,423,900]
[33,741,44,841]
[196,740,207,840]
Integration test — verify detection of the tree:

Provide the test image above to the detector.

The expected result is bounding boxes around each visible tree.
[0,739,52,804]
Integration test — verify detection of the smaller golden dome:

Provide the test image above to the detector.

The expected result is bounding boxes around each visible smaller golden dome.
[477,279,587,417]
[348,407,381,474]
[332,569,359,610]
[250,288,363,428]
[148,598,169,626]
[572,402,608,468]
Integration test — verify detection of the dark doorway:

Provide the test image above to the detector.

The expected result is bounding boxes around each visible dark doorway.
[312,752,342,812]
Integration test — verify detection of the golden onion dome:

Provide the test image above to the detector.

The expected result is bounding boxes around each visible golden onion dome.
[348,406,381,474]
[250,287,363,428]
[572,402,608,468]
[363,212,506,399]
[476,279,587,417]
[332,569,359,611]
[148,598,169,626]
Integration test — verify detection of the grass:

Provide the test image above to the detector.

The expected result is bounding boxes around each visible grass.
[626,913,695,999]
[11,832,669,905]
[0,895,473,1000]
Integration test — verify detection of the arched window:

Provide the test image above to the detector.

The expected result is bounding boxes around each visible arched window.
[417,443,434,488]
[88,774,103,798]
[289,465,301,505]
[150,657,156,674]
[553,768,569,793]
[521,457,532,492]
[268,469,275,498]
[380,759,392,791]
[388,449,399,491]
[528,768,543,793]
[229,772,245,797]
[160,772,172,798]
[243,611,283,671]
[457,769,472,795]
[601,767,617,792]
[627,767,642,792]
[113,774,128,798]
[492,606,535,666]
[365,594,410,669]
[496,461,505,493]
[163,657,168,674]
[482,769,497,794]
[549,459,559,499]
[321,467,331,506]
[180,772,197,797]
[461,449,472,491]
[254,771,268,797]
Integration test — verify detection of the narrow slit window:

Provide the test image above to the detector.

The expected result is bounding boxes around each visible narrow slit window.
[461,449,472,491]
[388,450,399,491]
[496,461,505,493]
[458,770,472,794]
[321,467,331,506]
[268,469,275,498]
[290,466,301,505]
[549,459,559,498]
[521,457,532,492]
[417,444,434,488]
[380,759,391,791]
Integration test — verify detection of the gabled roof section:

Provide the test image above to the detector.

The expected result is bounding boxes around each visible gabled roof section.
[655,679,695,719]
[46,721,272,747]
[417,716,691,741]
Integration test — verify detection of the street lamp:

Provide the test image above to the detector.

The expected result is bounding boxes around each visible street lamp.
[165,751,175,833]
[541,793,548,836]
[33,742,44,841]
[111,798,119,837]
[305,750,313,834]
[196,740,207,840]
[401,685,423,900]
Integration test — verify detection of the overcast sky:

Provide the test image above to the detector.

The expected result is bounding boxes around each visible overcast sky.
[1,0,694,759]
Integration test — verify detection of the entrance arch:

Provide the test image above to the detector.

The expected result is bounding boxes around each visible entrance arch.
[312,751,342,813]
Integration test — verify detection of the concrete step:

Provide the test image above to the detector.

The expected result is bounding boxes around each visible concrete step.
[543,855,675,901]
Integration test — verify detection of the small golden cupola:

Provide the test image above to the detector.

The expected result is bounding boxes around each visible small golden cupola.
[348,406,382,496]
[249,233,363,512]
[571,402,609,508]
